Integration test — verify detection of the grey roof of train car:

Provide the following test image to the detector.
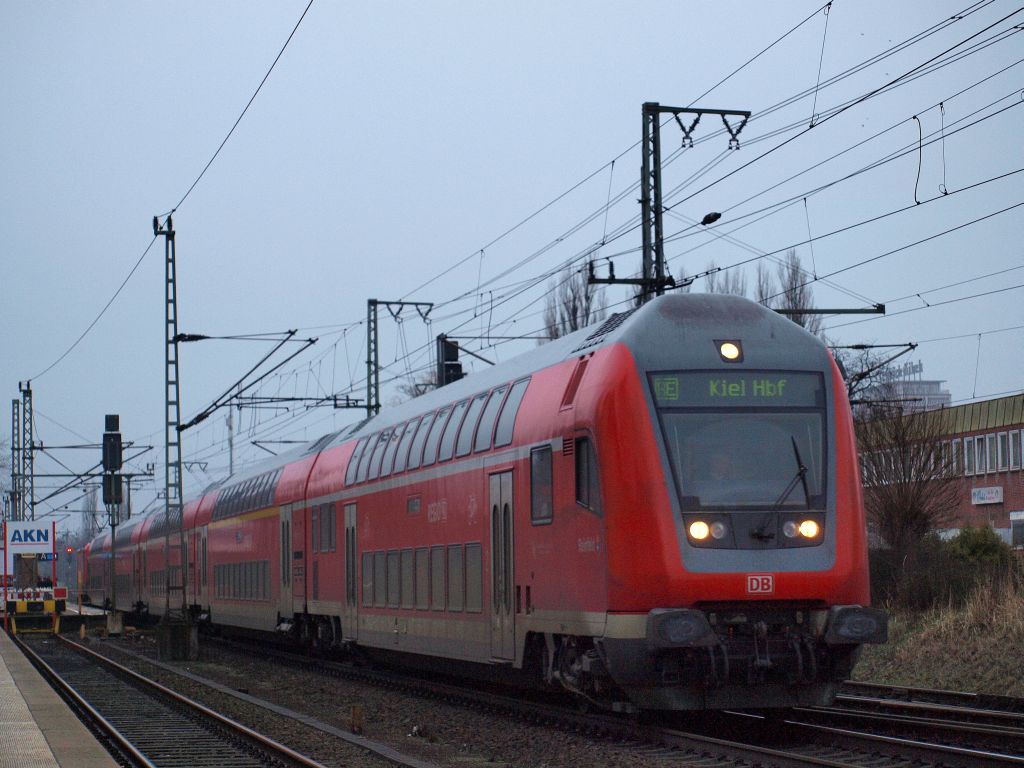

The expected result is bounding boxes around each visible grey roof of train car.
[200,293,830,497]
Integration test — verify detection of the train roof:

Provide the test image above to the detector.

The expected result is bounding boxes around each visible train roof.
[327,292,828,444]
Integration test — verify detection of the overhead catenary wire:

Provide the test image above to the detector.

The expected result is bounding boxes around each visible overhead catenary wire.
[26,3,316,386]
[112,3,1024,498]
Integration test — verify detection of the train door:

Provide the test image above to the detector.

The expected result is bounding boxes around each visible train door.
[489,471,515,661]
[291,507,306,611]
[278,507,293,619]
[342,503,358,641]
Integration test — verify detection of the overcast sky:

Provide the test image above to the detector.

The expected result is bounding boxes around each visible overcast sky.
[2,1,1021,530]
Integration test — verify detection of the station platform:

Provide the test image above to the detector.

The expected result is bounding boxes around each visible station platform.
[0,630,118,768]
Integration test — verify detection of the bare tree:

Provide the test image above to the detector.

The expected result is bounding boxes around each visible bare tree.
[544,265,606,341]
[763,249,822,336]
[755,261,774,306]
[856,389,962,565]
[702,261,747,296]
[397,369,438,401]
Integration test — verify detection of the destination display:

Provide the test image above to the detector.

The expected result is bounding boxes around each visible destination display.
[651,371,823,408]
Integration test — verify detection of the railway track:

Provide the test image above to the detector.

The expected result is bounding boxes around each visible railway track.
[84,632,1024,768]
[788,682,1024,757]
[839,679,1024,718]
[13,634,353,768]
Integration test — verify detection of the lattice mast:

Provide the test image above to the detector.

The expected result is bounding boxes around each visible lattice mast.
[155,215,187,615]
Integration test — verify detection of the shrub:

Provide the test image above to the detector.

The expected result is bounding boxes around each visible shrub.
[869,526,1020,612]
[948,524,1015,569]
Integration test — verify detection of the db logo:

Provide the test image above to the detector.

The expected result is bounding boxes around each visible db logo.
[746,574,774,594]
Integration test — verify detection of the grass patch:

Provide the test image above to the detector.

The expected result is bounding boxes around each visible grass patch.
[854,577,1024,696]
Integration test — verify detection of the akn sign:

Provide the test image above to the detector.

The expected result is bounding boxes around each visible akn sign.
[4,521,53,552]
[3,521,57,575]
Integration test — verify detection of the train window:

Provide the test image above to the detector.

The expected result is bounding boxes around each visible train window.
[407,495,421,515]
[373,551,386,607]
[266,470,277,506]
[530,446,554,524]
[368,429,392,481]
[407,413,434,471]
[345,437,370,486]
[264,471,276,506]
[422,407,451,467]
[430,545,445,610]
[386,550,400,608]
[361,552,373,607]
[457,393,488,458]
[281,523,287,585]
[327,503,337,551]
[393,417,421,474]
[474,385,508,453]
[465,543,482,613]
[320,504,333,552]
[439,400,469,462]
[415,548,429,609]
[400,549,415,609]
[494,378,530,448]
[311,507,320,553]
[447,544,464,612]
[380,422,407,477]
[575,437,601,514]
[357,433,381,484]
[664,412,826,510]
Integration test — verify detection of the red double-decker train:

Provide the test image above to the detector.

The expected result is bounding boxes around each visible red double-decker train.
[83,293,885,710]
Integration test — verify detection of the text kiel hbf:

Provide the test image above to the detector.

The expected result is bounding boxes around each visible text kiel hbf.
[709,377,787,398]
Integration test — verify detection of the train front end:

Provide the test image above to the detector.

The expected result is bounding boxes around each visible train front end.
[595,294,886,710]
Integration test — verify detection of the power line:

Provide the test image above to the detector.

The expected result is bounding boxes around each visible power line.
[825,283,1024,330]
[662,5,1024,214]
[916,323,1024,344]
[31,237,158,381]
[28,4,316,384]
[169,0,316,215]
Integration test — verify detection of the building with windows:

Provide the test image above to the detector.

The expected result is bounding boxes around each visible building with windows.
[859,393,1024,547]
[938,394,1023,545]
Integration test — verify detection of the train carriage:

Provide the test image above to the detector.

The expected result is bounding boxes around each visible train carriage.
[82,293,885,711]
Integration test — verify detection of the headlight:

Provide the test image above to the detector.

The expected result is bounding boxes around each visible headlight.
[798,519,820,538]
[689,521,710,540]
[784,519,821,539]
[686,515,733,547]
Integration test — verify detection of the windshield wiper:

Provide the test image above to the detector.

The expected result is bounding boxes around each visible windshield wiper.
[751,437,810,541]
